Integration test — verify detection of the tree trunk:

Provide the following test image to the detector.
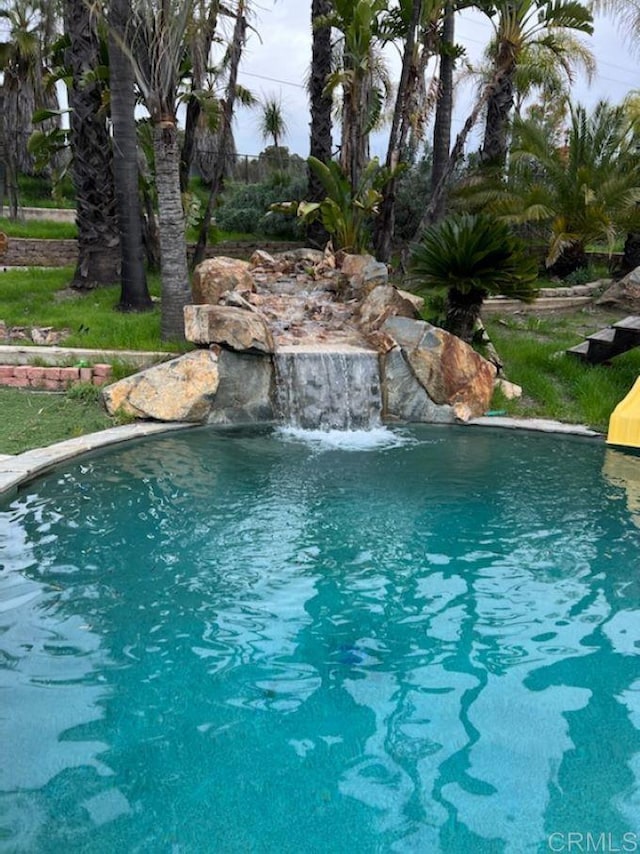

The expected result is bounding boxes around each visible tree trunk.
[417,68,507,234]
[480,63,515,170]
[179,1,221,193]
[430,4,455,224]
[445,286,485,343]
[192,0,247,269]
[108,0,153,312]
[622,232,640,275]
[374,0,424,263]
[307,0,333,248]
[65,0,120,289]
[153,120,191,340]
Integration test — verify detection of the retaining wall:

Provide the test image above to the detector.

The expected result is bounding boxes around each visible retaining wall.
[0,238,304,268]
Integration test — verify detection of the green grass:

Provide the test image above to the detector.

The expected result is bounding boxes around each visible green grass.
[0,217,78,240]
[485,306,640,431]
[0,267,180,352]
[0,386,114,455]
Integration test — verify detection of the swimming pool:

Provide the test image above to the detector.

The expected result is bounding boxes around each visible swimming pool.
[1,425,639,852]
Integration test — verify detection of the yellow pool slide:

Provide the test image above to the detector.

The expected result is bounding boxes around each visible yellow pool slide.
[608,376,640,449]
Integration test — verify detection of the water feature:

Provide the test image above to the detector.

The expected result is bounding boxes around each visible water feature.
[1,425,640,852]
[274,345,382,431]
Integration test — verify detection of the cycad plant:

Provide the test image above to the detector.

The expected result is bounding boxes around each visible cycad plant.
[409,213,538,342]
[466,101,640,276]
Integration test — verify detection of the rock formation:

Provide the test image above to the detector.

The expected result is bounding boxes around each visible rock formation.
[103,250,499,427]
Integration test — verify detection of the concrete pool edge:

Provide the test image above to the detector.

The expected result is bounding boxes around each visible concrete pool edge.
[0,422,198,498]
[0,416,604,500]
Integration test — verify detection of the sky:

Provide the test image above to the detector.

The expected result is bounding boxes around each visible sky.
[230,1,640,160]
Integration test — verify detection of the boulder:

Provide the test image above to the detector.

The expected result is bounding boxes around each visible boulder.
[597,267,640,312]
[340,253,388,297]
[207,349,275,424]
[192,257,255,305]
[184,304,275,353]
[382,346,454,423]
[382,316,497,419]
[359,285,421,332]
[102,350,220,422]
[397,288,425,314]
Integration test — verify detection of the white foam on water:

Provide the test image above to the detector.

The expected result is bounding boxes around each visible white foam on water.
[275,425,411,451]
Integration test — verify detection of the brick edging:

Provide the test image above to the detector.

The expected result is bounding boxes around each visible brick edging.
[0,363,112,390]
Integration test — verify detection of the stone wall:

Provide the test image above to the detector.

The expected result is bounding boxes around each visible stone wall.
[0,363,112,390]
[2,239,78,267]
[0,238,304,268]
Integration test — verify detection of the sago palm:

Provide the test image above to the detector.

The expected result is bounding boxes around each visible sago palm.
[409,213,538,342]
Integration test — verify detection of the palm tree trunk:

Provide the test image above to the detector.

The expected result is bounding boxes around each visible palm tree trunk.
[430,4,455,224]
[445,287,485,343]
[374,0,424,262]
[417,68,507,234]
[108,0,153,312]
[308,0,333,247]
[480,64,515,169]
[179,1,221,193]
[65,0,120,289]
[153,120,191,340]
[192,0,247,269]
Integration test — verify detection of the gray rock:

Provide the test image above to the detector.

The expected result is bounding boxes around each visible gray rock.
[207,349,275,424]
[382,347,454,423]
[597,267,640,312]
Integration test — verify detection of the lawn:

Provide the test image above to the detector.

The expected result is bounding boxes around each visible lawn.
[0,385,114,455]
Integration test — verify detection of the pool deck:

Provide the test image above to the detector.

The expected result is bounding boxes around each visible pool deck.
[0,417,602,500]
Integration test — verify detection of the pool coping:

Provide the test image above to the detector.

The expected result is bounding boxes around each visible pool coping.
[0,422,197,498]
[0,416,604,500]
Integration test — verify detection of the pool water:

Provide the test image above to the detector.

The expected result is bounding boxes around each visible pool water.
[1,425,640,853]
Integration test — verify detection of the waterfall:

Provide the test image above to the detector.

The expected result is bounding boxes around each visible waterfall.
[274,345,382,431]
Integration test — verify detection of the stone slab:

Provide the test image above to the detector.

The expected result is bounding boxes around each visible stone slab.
[0,345,172,368]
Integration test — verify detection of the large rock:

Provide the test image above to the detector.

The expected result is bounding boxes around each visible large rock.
[382,316,497,419]
[102,350,220,422]
[597,267,640,312]
[382,347,454,423]
[359,285,421,332]
[340,253,388,297]
[184,304,275,353]
[208,349,275,424]
[192,257,254,304]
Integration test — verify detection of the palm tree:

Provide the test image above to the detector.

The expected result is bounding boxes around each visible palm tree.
[429,2,455,224]
[107,0,153,312]
[308,0,333,247]
[125,0,196,338]
[192,0,249,268]
[325,0,390,192]
[478,101,640,275]
[0,0,61,180]
[64,0,121,289]
[479,0,593,170]
[374,0,425,261]
[259,93,288,149]
[179,0,221,193]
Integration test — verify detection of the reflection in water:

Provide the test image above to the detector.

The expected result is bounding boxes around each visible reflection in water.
[0,426,640,852]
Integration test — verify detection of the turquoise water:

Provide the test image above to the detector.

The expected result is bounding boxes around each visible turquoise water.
[1,425,640,853]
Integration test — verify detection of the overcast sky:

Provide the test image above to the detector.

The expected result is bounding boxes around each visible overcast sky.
[231,2,639,160]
